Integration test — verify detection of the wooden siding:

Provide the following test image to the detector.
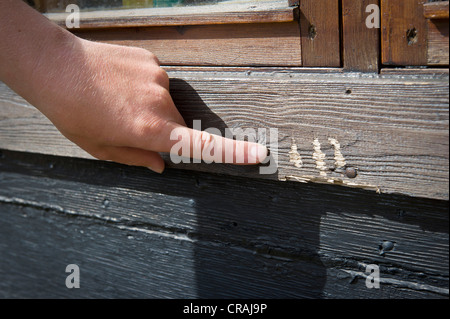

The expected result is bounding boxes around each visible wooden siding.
[1,68,448,200]
[72,22,302,66]
[342,0,380,72]
[299,0,341,67]
[0,150,448,298]
[0,0,448,300]
[382,0,449,66]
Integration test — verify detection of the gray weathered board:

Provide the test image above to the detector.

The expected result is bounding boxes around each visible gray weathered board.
[0,150,448,298]
[0,67,448,200]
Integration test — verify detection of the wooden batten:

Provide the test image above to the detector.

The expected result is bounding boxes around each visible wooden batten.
[45,0,298,28]
[427,18,449,65]
[73,22,302,66]
[381,0,428,66]
[423,0,449,19]
[1,68,448,200]
[342,0,380,72]
[298,0,341,67]
[424,1,449,66]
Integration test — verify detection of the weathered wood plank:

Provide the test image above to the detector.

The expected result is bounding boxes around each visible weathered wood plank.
[381,0,428,66]
[380,67,449,76]
[32,0,73,13]
[299,0,340,67]
[0,150,448,298]
[427,19,449,65]
[342,0,380,72]
[0,203,198,298]
[72,22,302,66]
[423,0,449,19]
[45,0,298,28]
[0,68,448,200]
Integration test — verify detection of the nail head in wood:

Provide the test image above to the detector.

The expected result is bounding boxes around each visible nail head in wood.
[345,167,358,179]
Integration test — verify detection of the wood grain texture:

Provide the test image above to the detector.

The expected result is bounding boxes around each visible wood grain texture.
[72,22,302,66]
[380,67,449,76]
[342,0,380,72]
[45,0,298,28]
[423,0,449,19]
[33,0,75,13]
[381,0,428,66]
[427,19,449,65]
[0,150,448,298]
[0,68,448,200]
[299,0,340,67]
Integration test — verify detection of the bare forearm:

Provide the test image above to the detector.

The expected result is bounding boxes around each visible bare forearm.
[0,0,76,104]
[0,1,267,171]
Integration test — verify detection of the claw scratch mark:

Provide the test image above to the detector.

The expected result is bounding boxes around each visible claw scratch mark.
[328,138,346,169]
[289,140,303,168]
[312,138,327,177]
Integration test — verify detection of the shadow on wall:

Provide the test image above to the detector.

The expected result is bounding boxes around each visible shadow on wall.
[171,80,319,297]
[0,149,326,298]
[190,174,327,298]
[0,149,449,298]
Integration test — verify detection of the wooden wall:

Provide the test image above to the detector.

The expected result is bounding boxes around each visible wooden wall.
[1,0,448,299]
[0,150,448,298]
[1,68,448,200]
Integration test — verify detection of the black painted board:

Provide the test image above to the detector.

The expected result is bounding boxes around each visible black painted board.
[0,150,448,298]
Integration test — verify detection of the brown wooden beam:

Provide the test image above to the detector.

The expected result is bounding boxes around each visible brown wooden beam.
[1,67,448,200]
[381,0,428,66]
[423,0,449,19]
[299,0,341,67]
[342,0,380,72]
[73,22,302,66]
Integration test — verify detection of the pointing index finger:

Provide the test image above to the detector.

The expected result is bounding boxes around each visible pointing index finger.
[166,122,268,165]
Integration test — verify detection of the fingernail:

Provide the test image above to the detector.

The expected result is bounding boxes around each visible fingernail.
[250,144,268,163]
[148,166,164,174]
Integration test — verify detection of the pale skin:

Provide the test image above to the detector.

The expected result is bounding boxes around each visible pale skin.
[0,0,268,173]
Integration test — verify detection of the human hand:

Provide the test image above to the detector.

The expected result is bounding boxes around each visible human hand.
[22,36,268,173]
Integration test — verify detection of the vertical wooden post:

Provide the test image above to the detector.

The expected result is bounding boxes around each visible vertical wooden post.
[342,0,380,72]
[299,0,341,67]
[381,0,428,66]
[424,1,449,66]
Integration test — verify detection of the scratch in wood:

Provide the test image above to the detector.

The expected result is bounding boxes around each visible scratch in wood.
[288,139,303,168]
[312,138,328,177]
[328,138,346,170]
